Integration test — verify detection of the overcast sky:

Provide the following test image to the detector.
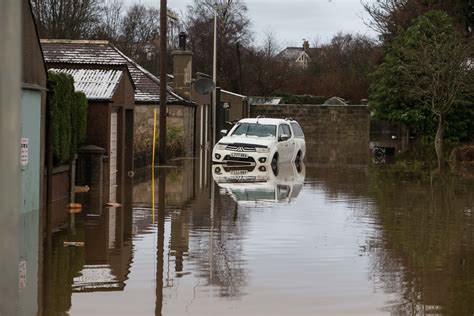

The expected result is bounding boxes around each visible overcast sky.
[125,0,377,47]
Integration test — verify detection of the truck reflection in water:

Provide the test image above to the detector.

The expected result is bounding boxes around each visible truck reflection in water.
[212,162,305,205]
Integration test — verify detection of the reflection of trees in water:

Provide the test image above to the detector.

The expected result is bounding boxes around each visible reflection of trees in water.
[304,164,370,200]
[184,185,248,298]
[304,162,474,313]
[367,165,474,314]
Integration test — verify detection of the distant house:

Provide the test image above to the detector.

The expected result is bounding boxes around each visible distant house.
[278,40,314,69]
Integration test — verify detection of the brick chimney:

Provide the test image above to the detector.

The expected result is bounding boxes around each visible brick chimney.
[172,32,193,99]
[303,40,309,51]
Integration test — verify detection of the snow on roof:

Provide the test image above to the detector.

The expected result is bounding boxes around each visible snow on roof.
[323,97,348,106]
[221,89,247,99]
[238,118,292,125]
[111,46,185,104]
[249,97,282,105]
[279,47,305,60]
[50,68,123,101]
[41,40,186,104]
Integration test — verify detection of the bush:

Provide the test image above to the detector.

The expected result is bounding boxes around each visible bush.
[72,91,88,152]
[276,93,328,105]
[48,71,88,165]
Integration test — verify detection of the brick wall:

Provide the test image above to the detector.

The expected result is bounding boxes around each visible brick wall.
[251,104,370,165]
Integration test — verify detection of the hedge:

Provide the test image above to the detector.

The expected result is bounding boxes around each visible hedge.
[48,71,88,165]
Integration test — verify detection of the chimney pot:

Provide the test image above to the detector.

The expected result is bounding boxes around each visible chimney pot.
[179,32,187,50]
[303,40,309,51]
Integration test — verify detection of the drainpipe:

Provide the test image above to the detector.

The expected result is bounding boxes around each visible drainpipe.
[43,80,54,315]
[0,0,21,314]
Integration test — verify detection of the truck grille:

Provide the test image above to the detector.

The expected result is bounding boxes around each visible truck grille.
[223,155,256,165]
[225,145,257,152]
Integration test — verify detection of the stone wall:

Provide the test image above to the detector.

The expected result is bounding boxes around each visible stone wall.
[251,104,370,165]
[134,104,195,166]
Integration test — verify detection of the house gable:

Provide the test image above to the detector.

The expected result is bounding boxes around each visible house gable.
[22,0,47,88]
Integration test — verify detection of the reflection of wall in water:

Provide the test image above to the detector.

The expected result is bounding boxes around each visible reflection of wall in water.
[43,181,133,314]
[305,165,370,202]
[73,206,133,293]
[170,207,190,275]
[133,160,195,207]
[251,104,370,165]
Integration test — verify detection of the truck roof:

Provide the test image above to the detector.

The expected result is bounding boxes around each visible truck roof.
[238,118,296,125]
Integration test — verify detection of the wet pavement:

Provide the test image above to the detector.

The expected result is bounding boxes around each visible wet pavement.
[37,157,474,315]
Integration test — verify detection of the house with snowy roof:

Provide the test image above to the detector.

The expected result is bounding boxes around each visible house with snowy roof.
[41,40,196,176]
[278,40,315,69]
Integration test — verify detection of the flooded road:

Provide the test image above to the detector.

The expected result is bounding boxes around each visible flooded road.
[40,159,474,315]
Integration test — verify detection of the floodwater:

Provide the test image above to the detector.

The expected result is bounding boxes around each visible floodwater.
[37,155,474,315]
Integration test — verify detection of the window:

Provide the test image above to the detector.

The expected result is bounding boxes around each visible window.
[290,122,304,138]
[232,123,276,137]
[282,124,292,137]
[278,124,292,141]
[278,125,284,137]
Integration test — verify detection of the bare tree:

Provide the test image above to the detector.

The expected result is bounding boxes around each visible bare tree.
[243,32,294,96]
[184,0,252,91]
[262,31,280,57]
[96,0,123,40]
[31,0,103,38]
[362,0,473,41]
[116,4,160,62]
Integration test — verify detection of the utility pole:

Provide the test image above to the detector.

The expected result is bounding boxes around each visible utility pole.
[212,4,228,145]
[212,7,218,146]
[159,0,168,164]
[0,0,21,315]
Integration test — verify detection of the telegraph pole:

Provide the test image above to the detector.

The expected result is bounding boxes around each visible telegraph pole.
[212,8,218,146]
[159,0,168,164]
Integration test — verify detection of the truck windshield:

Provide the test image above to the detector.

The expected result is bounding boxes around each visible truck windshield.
[231,123,276,137]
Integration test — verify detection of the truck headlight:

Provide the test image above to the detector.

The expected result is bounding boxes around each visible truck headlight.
[215,144,227,150]
[256,147,270,153]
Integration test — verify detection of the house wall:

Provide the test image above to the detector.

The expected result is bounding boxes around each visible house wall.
[21,1,47,314]
[22,1,47,88]
[85,102,112,202]
[191,88,248,122]
[134,104,195,167]
[221,92,249,122]
[111,73,135,204]
[192,90,248,158]
[86,102,111,151]
[251,104,370,165]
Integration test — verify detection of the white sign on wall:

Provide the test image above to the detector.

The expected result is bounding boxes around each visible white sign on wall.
[20,138,28,166]
[19,260,27,289]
